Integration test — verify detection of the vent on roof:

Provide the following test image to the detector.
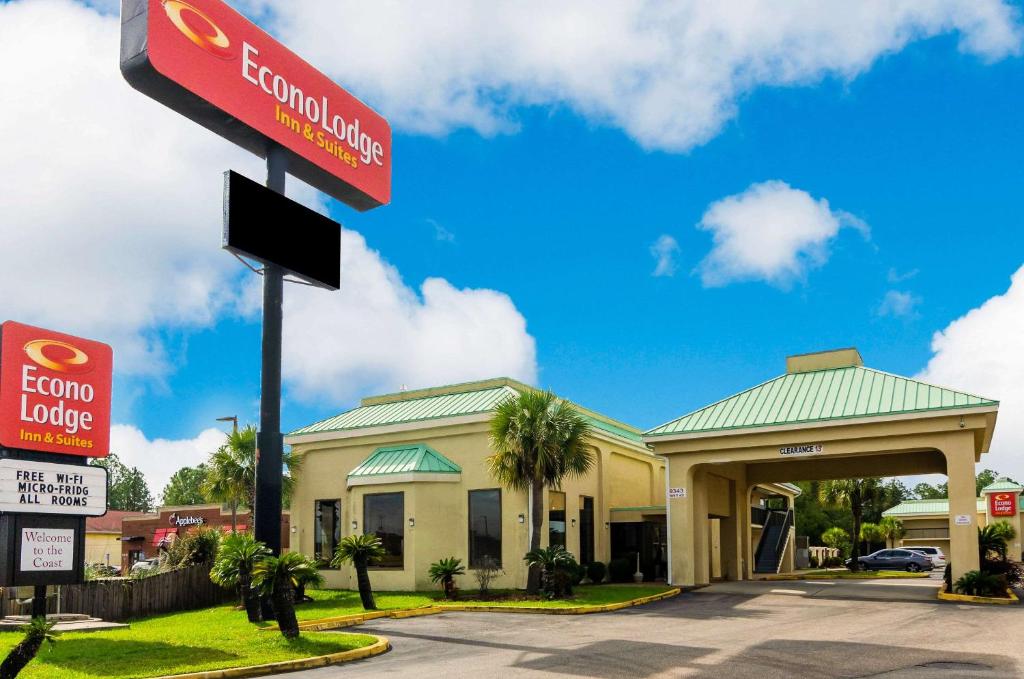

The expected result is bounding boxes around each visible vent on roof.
[786,348,863,374]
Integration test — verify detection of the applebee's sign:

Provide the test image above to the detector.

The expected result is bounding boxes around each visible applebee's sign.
[169,513,205,527]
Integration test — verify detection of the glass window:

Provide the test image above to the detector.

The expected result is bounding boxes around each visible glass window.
[579,496,595,564]
[314,499,341,569]
[469,489,502,568]
[548,491,566,549]
[364,492,404,569]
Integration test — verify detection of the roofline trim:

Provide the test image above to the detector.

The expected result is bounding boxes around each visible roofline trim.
[643,404,999,442]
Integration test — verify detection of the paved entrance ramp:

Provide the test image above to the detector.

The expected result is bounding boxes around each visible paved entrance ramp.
[698,575,943,603]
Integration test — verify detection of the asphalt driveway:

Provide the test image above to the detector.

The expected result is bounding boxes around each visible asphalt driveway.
[279,581,1021,678]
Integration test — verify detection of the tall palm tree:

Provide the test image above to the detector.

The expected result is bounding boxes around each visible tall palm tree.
[488,390,594,593]
[879,516,904,549]
[203,425,301,532]
[210,532,271,623]
[819,478,882,571]
[333,534,386,610]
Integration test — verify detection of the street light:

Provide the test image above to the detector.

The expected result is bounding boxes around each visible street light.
[216,415,238,433]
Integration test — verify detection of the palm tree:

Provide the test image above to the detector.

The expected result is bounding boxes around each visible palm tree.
[819,478,882,571]
[859,522,884,554]
[524,545,577,598]
[979,521,1016,562]
[332,534,386,610]
[488,390,594,593]
[251,552,320,639]
[0,618,58,679]
[210,532,271,622]
[428,557,466,599]
[879,516,904,549]
[203,425,302,531]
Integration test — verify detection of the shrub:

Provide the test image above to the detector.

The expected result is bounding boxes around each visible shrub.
[608,556,633,583]
[981,559,1022,587]
[428,557,466,599]
[0,618,59,679]
[165,526,221,569]
[954,569,1004,597]
[210,532,271,622]
[808,555,819,569]
[474,556,503,595]
[586,561,607,584]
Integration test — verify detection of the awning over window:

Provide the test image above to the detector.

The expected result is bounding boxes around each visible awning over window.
[152,527,178,546]
[219,524,248,533]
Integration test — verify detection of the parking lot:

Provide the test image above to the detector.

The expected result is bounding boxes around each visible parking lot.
[280,579,1021,679]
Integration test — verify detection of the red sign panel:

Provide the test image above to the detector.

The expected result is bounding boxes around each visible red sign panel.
[0,322,113,457]
[989,492,1018,517]
[120,0,391,211]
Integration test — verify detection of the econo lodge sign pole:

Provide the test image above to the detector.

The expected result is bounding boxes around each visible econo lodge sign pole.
[120,0,391,556]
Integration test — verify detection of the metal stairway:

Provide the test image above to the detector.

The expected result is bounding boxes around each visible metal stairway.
[753,509,793,574]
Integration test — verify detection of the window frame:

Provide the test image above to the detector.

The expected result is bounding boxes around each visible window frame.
[548,490,567,549]
[363,491,405,570]
[468,488,503,569]
[313,498,342,570]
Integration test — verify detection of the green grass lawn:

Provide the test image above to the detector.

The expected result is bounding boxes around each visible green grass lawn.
[298,584,674,620]
[0,605,375,679]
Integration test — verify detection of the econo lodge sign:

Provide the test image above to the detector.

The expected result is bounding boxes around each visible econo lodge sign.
[120,0,391,211]
[0,322,112,457]
[989,492,1018,517]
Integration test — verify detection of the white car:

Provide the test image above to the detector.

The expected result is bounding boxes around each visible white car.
[908,546,947,569]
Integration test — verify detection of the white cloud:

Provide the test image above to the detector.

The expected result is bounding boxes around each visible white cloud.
[696,181,866,287]
[0,0,536,401]
[878,290,922,318]
[274,230,537,403]
[650,235,680,277]
[252,0,1022,151]
[428,218,456,243]
[888,267,920,284]
[110,425,226,500]
[917,265,1024,480]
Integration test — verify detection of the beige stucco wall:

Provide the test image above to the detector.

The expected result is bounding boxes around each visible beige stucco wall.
[289,420,663,591]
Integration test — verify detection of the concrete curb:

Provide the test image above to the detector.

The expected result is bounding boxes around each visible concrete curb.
[281,588,681,632]
[937,586,1019,605]
[759,572,931,582]
[149,635,389,679]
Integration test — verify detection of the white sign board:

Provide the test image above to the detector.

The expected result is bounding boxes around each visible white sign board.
[0,459,107,516]
[954,514,971,526]
[668,487,687,499]
[779,443,824,457]
[19,528,75,571]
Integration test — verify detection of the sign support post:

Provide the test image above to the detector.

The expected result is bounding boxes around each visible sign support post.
[254,144,286,557]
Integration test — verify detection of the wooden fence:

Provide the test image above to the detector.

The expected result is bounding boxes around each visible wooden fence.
[2,564,234,621]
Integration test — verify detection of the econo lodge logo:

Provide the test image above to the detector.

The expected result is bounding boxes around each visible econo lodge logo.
[23,339,93,375]
[162,0,234,60]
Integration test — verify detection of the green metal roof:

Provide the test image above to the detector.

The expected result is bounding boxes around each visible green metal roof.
[289,378,645,444]
[292,385,519,435]
[348,444,461,478]
[981,479,1024,492]
[882,498,988,517]
[645,366,997,437]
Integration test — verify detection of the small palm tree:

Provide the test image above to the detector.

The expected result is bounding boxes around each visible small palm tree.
[524,545,577,598]
[489,390,594,593]
[819,479,882,571]
[210,532,271,622]
[821,527,850,562]
[0,618,58,679]
[879,516,904,549]
[251,552,319,639]
[979,521,1016,562]
[859,522,885,554]
[428,557,466,599]
[332,534,386,610]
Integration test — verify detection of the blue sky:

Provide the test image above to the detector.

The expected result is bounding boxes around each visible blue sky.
[3,0,1023,493]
